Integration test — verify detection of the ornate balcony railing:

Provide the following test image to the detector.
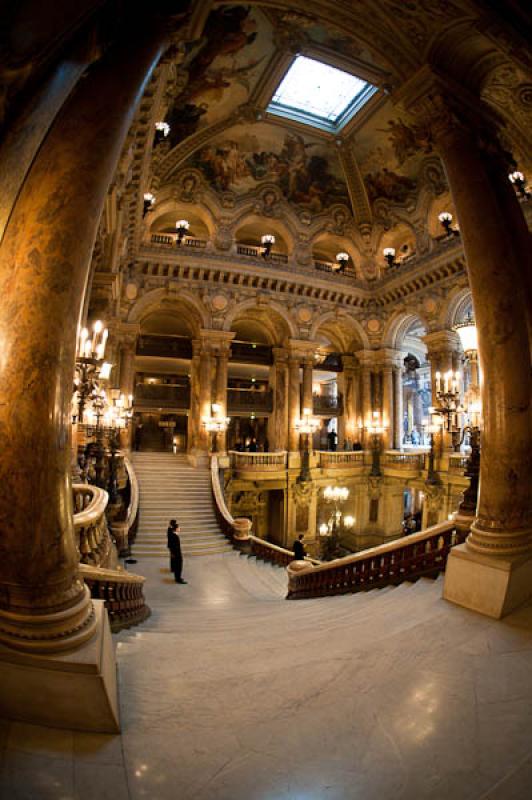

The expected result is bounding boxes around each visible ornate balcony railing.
[236,244,289,265]
[137,334,193,359]
[313,393,344,415]
[287,520,463,599]
[318,451,366,468]
[150,233,207,249]
[134,383,191,409]
[229,451,288,471]
[383,451,425,470]
[230,340,273,365]
[314,259,357,279]
[448,453,469,471]
[227,388,273,413]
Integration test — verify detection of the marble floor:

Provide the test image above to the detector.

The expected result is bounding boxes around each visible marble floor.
[1,551,532,799]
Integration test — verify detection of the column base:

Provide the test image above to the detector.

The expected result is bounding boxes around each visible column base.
[0,601,119,732]
[187,449,209,468]
[443,544,532,619]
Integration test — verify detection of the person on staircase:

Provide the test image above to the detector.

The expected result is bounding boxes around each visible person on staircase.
[292,534,306,561]
[167,519,187,584]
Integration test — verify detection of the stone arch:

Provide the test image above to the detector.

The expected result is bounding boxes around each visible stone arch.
[223,298,297,343]
[381,311,429,352]
[441,287,473,329]
[127,288,209,336]
[146,194,216,240]
[310,311,370,352]
[233,213,294,256]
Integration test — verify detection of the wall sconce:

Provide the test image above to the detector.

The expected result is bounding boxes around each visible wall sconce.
[154,121,170,145]
[383,247,397,268]
[509,171,530,200]
[143,192,155,217]
[175,219,190,246]
[334,252,349,272]
[261,234,275,259]
[438,211,458,236]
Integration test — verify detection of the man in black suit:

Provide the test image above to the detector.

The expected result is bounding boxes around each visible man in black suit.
[167,519,187,584]
[292,534,306,561]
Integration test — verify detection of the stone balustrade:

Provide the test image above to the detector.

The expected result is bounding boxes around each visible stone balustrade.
[73,484,114,567]
[80,564,150,633]
[229,451,288,471]
[150,232,207,249]
[287,520,464,599]
[73,482,149,631]
[211,455,319,567]
[318,451,366,468]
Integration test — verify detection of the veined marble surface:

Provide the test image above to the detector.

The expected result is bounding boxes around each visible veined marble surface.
[1,551,532,799]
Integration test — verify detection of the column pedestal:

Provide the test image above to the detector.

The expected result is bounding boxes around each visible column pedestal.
[0,600,119,732]
[444,545,532,619]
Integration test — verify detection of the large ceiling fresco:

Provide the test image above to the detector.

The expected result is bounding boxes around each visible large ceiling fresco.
[187,122,351,214]
[353,102,436,207]
[164,6,273,149]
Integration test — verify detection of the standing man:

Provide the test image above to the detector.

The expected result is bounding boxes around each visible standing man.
[167,519,187,584]
[292,533,306,561]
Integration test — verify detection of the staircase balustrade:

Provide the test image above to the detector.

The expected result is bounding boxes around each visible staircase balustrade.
[73,485,114,566]
[80,564,150,632]
[211,456,319,567]
[73,484,150,631]
[287,520,464,599]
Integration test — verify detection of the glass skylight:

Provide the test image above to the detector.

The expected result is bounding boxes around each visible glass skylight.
[268,56,377,132]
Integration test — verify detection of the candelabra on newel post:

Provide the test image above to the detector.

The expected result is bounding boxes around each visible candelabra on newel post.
[203,403,230,453]
[319,486,352,560]
[104,392,133,505]
[452,315,482,539]
[432,369,463,441]
[423,415,443,485]
[295,407,320,483]
[73,320,112,425]
[364,411,387,477]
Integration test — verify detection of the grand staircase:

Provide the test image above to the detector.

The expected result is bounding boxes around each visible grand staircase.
[130,452,233,558]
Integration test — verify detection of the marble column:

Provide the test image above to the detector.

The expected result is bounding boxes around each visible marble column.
[188,342,202,453]
[400,79,532,616]
[360,365,372,447]
[198,343,213,453]
[215,345,230,453]
[301,357,314,413]
[288,355,301,452]
[342,355,358,445]
[269,348,289,451]
[0,23,166,653]
[393,365,404,450]
[381,365,394,450]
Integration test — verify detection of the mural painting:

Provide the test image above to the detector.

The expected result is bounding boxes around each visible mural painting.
[164,7,272,148]
[188,124,351,214]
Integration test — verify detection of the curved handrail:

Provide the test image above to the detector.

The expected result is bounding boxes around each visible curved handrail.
[73,485,108,526]
[73,484,114,566]
[79,563,145,584]
[123,455,139,531]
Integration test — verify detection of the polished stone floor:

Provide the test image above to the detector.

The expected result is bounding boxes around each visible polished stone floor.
[1,551,532,799]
